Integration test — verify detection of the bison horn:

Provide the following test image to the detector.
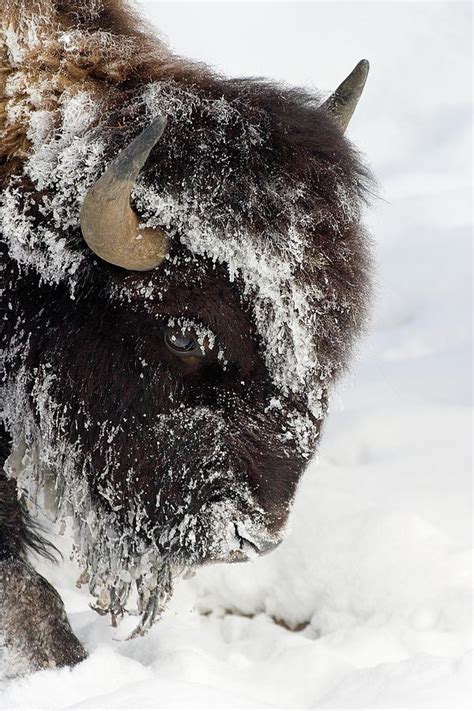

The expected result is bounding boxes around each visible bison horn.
[80,116,169,271]
[322,59,369,132]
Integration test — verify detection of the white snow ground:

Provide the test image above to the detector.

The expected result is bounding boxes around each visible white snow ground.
[1,1,472,709]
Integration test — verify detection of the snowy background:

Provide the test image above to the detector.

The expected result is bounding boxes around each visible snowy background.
[1,1,472,708]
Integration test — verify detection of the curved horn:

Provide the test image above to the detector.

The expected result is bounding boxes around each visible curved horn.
[80,116,169,271]
[322,59,369,133]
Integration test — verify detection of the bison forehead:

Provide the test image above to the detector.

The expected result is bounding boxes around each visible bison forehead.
[96,79,367,414]
[122,85,366,417]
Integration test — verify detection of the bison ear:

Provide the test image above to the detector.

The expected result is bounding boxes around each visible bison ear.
[322,59,369,133]
[80,116,169,271]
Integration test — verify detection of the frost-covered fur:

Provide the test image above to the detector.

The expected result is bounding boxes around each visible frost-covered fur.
[0,0,372,639]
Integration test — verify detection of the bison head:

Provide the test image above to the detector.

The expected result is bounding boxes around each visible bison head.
[2,45,371,631]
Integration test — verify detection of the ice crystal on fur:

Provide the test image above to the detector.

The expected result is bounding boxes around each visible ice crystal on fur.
[2,372,172,634]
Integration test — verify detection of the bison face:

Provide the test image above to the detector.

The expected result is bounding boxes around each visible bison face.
[2,61,370,631]
[43,244,319,570]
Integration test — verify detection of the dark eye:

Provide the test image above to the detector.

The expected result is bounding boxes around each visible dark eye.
[164,328,205,357]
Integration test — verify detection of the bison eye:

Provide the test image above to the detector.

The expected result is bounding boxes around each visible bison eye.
[167,333,194,351]
[164,328,206,358]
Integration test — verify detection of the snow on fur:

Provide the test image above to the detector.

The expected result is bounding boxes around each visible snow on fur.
[1,18,366,414]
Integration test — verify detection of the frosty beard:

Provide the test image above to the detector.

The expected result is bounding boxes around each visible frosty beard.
[3,351,318,636]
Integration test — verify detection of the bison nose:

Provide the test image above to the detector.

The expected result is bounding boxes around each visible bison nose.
[239,535,281,559]
[233,523,282,559]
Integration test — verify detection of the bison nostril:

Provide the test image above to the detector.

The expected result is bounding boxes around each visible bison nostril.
[233,523,281,558]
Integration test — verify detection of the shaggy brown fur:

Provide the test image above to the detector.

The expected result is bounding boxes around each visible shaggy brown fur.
[1,0,373,675]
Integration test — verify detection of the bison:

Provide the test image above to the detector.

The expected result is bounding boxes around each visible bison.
[0,0,372,676]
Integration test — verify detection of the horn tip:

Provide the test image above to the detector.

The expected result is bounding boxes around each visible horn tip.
[353,59,370,83]
[322,59,370,133]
